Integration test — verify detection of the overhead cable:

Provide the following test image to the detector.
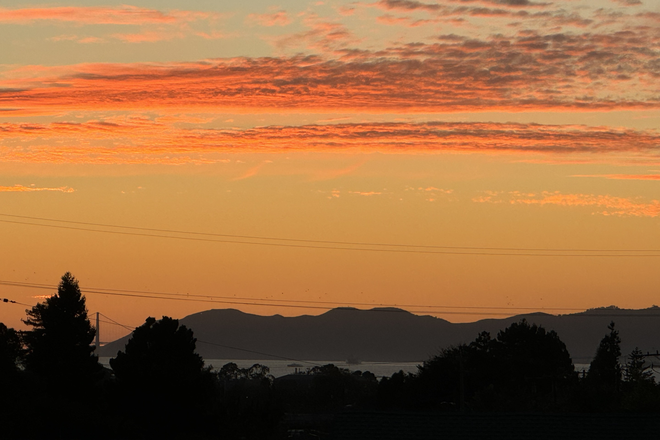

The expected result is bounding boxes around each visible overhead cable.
[1,213,660,257]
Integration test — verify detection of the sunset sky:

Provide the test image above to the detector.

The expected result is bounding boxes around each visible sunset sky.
[1,0,659,337]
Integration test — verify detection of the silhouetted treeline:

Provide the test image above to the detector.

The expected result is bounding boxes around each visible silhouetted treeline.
[2,273,660,439]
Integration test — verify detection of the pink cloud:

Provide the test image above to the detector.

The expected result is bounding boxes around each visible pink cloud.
[573,174,660,181]
[271,15,359,54]
[3,25,659,115]
[0,6,222,25]
[0,184,74,193]
[376,14,440,26]
[2,120,660,165]
[0,6,177,25]
[349,191,382,196]
[474,190,660,218]
[112,31,180,43]
[195,31,232,40]
[247,11,291,27]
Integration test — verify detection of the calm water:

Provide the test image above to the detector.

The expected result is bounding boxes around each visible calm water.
[99,357,420,378]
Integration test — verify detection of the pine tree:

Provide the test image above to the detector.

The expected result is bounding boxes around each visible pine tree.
[625,347,654,385]
[22,272,101,396]
[587,321,622,390]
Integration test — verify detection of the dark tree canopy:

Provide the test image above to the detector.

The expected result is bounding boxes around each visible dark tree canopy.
[22,272,101,393]
[0,322,21,379]
[493,319,575,386]
[418,319,576,411]
[110,316,205,396]
[218,362,273,382]
[109,316,213,435]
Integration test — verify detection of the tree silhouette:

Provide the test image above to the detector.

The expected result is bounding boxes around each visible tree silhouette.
[217,362,279,438]
[109,316,214,435]
[587,321,622,390]
[585,321,622,410]
[418,320,576,411]
[624,347,653,385]
[0,322,21,379]
[491,319,575,410]
[621,347,660,411]
[22,272,101,397]
[111,316,206,393]
[0,322,22,411]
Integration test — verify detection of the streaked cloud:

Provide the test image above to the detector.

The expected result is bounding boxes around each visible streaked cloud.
[1,120,659,165]
[3,22,659,114]
[0,6,175,24]
[0,184,74,193]
[0,6,226,46]
[573,174,660,181]
[0,6,219,25]
[247,11,291,27]
[270,14,358,54]
[349,191,383,196]
[112,30,182,44]
[474,190,660,217]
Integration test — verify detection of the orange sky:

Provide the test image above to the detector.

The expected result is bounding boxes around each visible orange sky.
[1,0,660,338]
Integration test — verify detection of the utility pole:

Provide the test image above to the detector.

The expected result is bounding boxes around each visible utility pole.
[95,311,100,349]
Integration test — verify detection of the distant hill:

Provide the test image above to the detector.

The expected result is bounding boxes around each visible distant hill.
[97,306,660,364]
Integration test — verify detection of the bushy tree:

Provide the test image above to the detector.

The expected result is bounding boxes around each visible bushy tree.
[109,316,218,436]
[111,316,206,395]
[217,362,279,437]
[22,272,101,396]
[491,320,575,409]
[418,320,576,411]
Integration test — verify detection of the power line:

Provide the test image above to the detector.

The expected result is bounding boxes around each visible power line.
[0,297,32,307]
[0,279,585,316]
[1,214,660,257]
[4,279,660,318]
[0,279,585,313]
[3,212,658,253]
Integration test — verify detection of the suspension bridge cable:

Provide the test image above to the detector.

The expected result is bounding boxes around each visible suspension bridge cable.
[99,313,134,331]
[1,212,657,253]
[1,217,660,257]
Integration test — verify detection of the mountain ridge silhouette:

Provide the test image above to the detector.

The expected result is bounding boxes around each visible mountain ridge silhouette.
[98,306,660,363]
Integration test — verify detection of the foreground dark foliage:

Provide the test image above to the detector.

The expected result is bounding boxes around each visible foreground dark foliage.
[3,273,660,439]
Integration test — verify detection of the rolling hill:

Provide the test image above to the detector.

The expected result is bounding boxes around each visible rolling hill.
[98,306,660,364]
